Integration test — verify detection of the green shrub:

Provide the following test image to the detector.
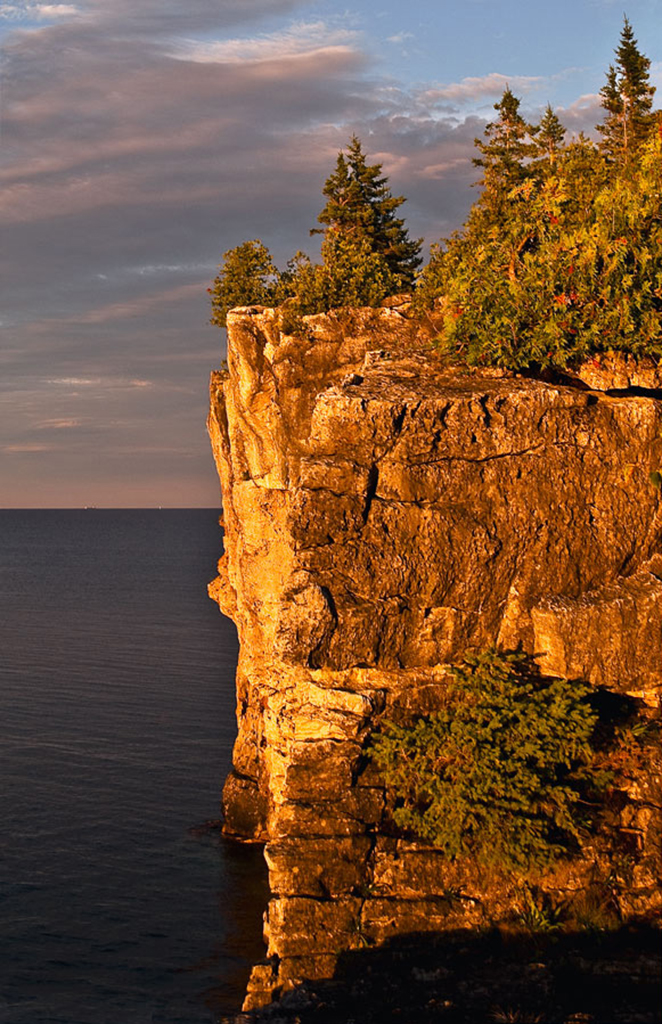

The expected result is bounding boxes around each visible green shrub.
[415,127,662,369]
[414,23,662,372]
[369,649,605,873]
[291,230,398,315]
[208,239,282,328]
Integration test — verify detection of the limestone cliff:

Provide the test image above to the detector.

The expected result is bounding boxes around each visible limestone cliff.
[208,304,662,1011]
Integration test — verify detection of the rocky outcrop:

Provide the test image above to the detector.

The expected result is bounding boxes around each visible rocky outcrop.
[208,306,662,1011]
[573,351,662,392]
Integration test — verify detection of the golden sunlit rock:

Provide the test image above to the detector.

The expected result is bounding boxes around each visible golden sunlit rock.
[208,306,662,1011]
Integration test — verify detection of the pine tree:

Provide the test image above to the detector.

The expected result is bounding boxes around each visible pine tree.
[473,88,533,191]
[532,105,566,166]
[315,135,422,290]
[597,16,656,168]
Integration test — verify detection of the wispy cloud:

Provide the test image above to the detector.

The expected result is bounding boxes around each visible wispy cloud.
[35,3,78,14]
[421,72,544,105]
[174,20,359,64]
[2,442,55,452]
[41,376,155,396]
[37,417,83,428]
[56,283,208,325]
[66,0,307,36]
[10,286,210,336]
[416,157,473,180]
[0,2,79,18]
[45,377,100,385]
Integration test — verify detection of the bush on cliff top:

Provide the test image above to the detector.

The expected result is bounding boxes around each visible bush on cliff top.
[369,648,608,874]
[415,124,662,370]
[415,19,661,369]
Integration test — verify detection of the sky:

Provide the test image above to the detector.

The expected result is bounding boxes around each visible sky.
[1,0,660,507]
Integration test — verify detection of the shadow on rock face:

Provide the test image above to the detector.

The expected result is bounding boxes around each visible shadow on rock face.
[227,923,661,1024]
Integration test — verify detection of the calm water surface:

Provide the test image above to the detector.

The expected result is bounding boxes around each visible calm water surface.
[0,510,268,1024]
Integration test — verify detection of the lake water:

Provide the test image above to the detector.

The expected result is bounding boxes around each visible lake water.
[0,509,268,1024]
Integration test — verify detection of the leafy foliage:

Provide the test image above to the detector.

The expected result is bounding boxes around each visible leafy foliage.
[289,231,398,316]
[414,20,661,370]
[516,886,564,933]
[369,649,604,873]
[208,240,282,328]
[415,116,662,369]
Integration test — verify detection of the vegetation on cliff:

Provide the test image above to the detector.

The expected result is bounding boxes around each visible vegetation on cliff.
[416,17,661,369]
[208,239,281,329]
[209,136,421,326]
[312,135,423,292]
[369,647,656,875]
[369,649,606,873]
[209,18,660,371]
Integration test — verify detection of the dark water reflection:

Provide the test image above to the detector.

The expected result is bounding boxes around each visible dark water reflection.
[0,510,267,1024]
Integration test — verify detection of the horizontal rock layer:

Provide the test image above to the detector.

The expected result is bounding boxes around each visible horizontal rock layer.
[208,306,662,1010]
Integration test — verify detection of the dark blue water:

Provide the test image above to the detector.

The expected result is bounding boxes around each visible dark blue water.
[0,510,268,1024]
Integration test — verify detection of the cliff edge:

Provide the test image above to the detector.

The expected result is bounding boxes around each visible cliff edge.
[208,305,662,1012]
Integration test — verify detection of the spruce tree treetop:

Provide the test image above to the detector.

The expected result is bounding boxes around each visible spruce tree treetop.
[532,105,566,166]
[597,16,656,167]
[315,135,422,290]
[473,88,532,190]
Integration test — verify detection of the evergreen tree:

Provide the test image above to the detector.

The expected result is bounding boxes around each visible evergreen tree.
[532,104,566,166]
[473,88,533,192]
[291,231,398,316]
[209,240,281,328]
[315,135,422,290]
[597,16,656,167]
[556,134,610,219]
[369,649,602,872]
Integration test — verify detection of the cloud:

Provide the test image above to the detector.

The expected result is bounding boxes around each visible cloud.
[386,31,414,44]
[421,72,544,105]
[35,4,78,14]
[175,20,359,64]
[45,377,102,386]
[44,375,154,390]
[415,157,473,180]
[51,283,210,325]
[37,417,83,428]
[0,7,377,345]
[72,0,307,36]
[2,443,55,452]
[556,92,602,135]
[0,2,79,17]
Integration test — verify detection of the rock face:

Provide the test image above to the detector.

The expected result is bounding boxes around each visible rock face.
[208,306,662,1011]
